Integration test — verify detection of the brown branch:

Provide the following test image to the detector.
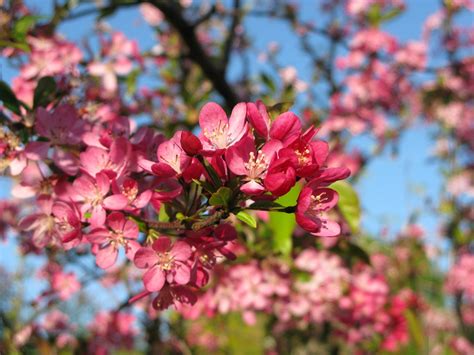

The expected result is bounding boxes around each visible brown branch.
[222,0,241,73]
[146,0,242,108]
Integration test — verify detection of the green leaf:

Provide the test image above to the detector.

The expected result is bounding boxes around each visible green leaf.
[0,40,30,52]
[33,76,57,108]
[260,72,276,93]
[267,102,293,118]
[236,211,257,228]
[12,15,40,41]
[269,184,301,255]
[404,310,425,352]
[0,81,21,115]
[330,180,361,234]
[84,212,92,219]
[209,187,232,208]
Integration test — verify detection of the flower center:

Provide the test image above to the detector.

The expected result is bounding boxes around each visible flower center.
[295,147,311,165]
[244,151,267,179]
[204,121,230,149]
[158,252,175,271]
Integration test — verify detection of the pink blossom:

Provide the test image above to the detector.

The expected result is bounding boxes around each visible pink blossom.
[134,237,192,291]
[71,172,128,227]
[198,102,248,153]
[87,212,140,269]
[296,187,340,237]
[153,130,191,176]
[51,270,81,301]
[226,136,282,195]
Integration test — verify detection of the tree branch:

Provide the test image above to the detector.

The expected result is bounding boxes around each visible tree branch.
[221,0,241,73]
[146,0,243,108]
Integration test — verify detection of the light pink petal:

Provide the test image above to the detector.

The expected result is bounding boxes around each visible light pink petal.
[125,240,141,260]
[73,175,95,199]
[95,172,110,195]
[225,136,255,176]
[198,102,228,133]
[311,220,341,237]
[88,62,106,76]
[261,139,283,163]
[174,264,191,285]
[170,241,192,261]
[134,247,158,268]
[143,265,166,292]
[103,194,128,210]
[113,57,133,75]
[96,245,118,269]
[103,70,117,92]
[123,220,139,239]
[241,180,265,195]
[227,102,248,143]
[89,205,106,227]
[86,228,109,244]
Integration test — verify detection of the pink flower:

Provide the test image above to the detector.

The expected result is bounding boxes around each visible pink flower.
[198,102,248,153]
[88,33,137,92]
[51,200,82,245]
[225,136,282,195]
[51,270,81,301]
[153,131,191,176]
[134,237,192,292]
[87,212,140,269]
[79,137,131,179]
[296,187,341,237]
[112,177,152,211]
[35,104,84,145]
[19,195,59,248]
[71,172,128,227]
[247,101,302,146]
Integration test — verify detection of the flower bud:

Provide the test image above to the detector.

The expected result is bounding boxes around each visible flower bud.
[180,131,202,156]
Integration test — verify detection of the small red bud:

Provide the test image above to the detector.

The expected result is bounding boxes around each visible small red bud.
[180,131,202,156]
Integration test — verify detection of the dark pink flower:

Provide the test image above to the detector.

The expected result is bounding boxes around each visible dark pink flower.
[296,187,341,237]
[134,237,192,292]
[87,212,140,269]
[263,156,297,197]
[226,136,282,195]
[180,131,203,156]
[198,102,247,153]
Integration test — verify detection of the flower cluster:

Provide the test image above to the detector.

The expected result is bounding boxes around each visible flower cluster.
[180,249,410,352]
[7,96,348,310]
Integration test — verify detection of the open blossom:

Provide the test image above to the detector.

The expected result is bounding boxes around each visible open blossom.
[79,137,131,179]
[51,270,81,301]
[153,130,191,176]
[71,172,128,227]
[87,212,140,269]
[296,187,341,237]
[88,32,138,92]
[134,237,192,292]
[198,102,248,153]
[226,136,282,195]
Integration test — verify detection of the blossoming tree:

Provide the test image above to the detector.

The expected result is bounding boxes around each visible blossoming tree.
[0,0,473,354]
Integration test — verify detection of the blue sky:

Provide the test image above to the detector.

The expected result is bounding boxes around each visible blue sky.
[1,0,470,276]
